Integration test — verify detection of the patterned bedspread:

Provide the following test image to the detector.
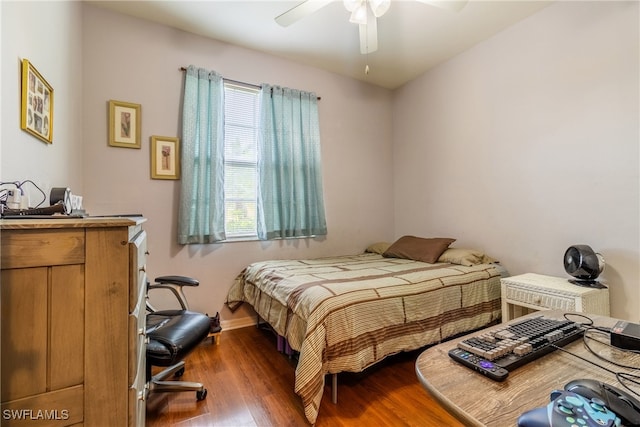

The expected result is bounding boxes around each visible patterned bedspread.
[226,253,503,424]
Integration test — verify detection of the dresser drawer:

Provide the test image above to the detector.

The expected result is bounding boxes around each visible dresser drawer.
[1,229,85,269]
[128,331,147,387]
[129,327,147,427]
[503,284,576,311]
[129,280,147,386]
[129,230,147,312]
[129,377,147,427]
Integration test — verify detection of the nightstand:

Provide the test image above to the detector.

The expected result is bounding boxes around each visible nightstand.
[500,273,610,322]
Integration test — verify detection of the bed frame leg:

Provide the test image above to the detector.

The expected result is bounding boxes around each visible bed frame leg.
[331,373,338,404]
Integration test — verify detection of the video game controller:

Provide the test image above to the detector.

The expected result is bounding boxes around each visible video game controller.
[564,379,640,427]
[517,389,621,427]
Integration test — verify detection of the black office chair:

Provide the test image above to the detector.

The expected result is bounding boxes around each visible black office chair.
[146,275,211,401]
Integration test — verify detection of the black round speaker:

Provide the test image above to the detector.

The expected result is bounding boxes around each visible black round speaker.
[50,187,71,214]
[563,245,606,288]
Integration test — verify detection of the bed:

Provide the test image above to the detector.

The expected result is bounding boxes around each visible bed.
[226,236,506,424]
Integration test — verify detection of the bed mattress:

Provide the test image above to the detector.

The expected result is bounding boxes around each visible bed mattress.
[226,252,503,424]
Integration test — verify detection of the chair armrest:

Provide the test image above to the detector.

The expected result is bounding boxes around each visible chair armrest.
[148,276,199,311]
[155,275,199,287]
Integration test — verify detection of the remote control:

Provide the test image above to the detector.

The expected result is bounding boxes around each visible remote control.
[448,348,509,381]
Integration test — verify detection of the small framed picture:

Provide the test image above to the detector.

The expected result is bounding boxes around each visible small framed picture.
[21,59,54,144]
[109,100,141,148]
[151,136,180,180]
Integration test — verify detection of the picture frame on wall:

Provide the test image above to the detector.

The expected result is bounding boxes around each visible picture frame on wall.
[151,136,180,180]
[109,100,141,148]
[21,59,54,144]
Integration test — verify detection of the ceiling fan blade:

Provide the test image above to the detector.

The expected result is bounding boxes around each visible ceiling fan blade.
[358,8,378,54]
[275,0,334,27]
[416,0,468,13]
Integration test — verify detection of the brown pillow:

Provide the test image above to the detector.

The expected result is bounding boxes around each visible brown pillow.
[383,236,456,264]
[437,248,497,266]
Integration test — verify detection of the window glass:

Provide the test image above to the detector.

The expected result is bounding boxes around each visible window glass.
[223,83,260,238]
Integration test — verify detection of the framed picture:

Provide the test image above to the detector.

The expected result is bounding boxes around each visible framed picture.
[151,136,180,180]
[109,100,141,148]
[21,59,54,144]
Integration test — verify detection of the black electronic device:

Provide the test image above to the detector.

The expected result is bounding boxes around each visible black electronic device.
[1,202,66,218]
[49,187,72,214]
[611,320,640,351]
[448,316,584,380]
[564,379,640,427]
[564,245,606,289]
[517,389,621,427]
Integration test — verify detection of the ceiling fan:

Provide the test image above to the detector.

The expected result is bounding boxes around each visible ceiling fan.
[275,0,468,55]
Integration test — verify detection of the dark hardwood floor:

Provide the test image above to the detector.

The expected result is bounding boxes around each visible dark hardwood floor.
[146,326,464,426]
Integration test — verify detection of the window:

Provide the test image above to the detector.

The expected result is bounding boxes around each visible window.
[223,83,260,238]
[178,66,326,244]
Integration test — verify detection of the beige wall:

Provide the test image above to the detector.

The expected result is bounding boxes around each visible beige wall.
[79,6,394,325]
[2,1,638,325]
[1,1,84,204]
[392,1,639,320]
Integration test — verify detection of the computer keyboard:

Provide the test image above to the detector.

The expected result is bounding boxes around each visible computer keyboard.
[448,315,584,381]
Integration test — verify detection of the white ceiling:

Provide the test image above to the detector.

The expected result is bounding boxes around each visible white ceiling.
[88,0,552,89]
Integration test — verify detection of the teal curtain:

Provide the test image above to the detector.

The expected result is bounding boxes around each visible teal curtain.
[178,66,226,243]
[257,85,327,240]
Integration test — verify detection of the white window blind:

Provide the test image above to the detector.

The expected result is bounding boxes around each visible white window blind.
[223,82,260,238]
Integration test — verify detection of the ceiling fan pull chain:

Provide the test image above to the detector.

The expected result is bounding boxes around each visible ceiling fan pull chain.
[364,27,370,75]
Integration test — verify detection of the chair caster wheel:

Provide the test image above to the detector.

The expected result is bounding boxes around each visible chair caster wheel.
[175,367,185,377]
[196,388,207,401]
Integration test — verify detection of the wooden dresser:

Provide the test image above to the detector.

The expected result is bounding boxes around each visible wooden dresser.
[1,217,148,426]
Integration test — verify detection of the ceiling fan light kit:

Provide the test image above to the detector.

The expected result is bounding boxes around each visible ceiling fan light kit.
[276,0,468,58]
[370,0,392,17]
[344,0,391,21]
[348,2,368,24]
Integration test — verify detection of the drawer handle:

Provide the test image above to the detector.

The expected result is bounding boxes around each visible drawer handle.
[138,386,149,402]
[140,266,146,272]
[138,328,146,336]
[145,251,150,256]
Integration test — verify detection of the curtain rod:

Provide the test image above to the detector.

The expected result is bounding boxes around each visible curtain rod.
[179,67,320,100]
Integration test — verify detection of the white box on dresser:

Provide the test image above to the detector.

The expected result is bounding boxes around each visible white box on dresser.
[501,273,610,322]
